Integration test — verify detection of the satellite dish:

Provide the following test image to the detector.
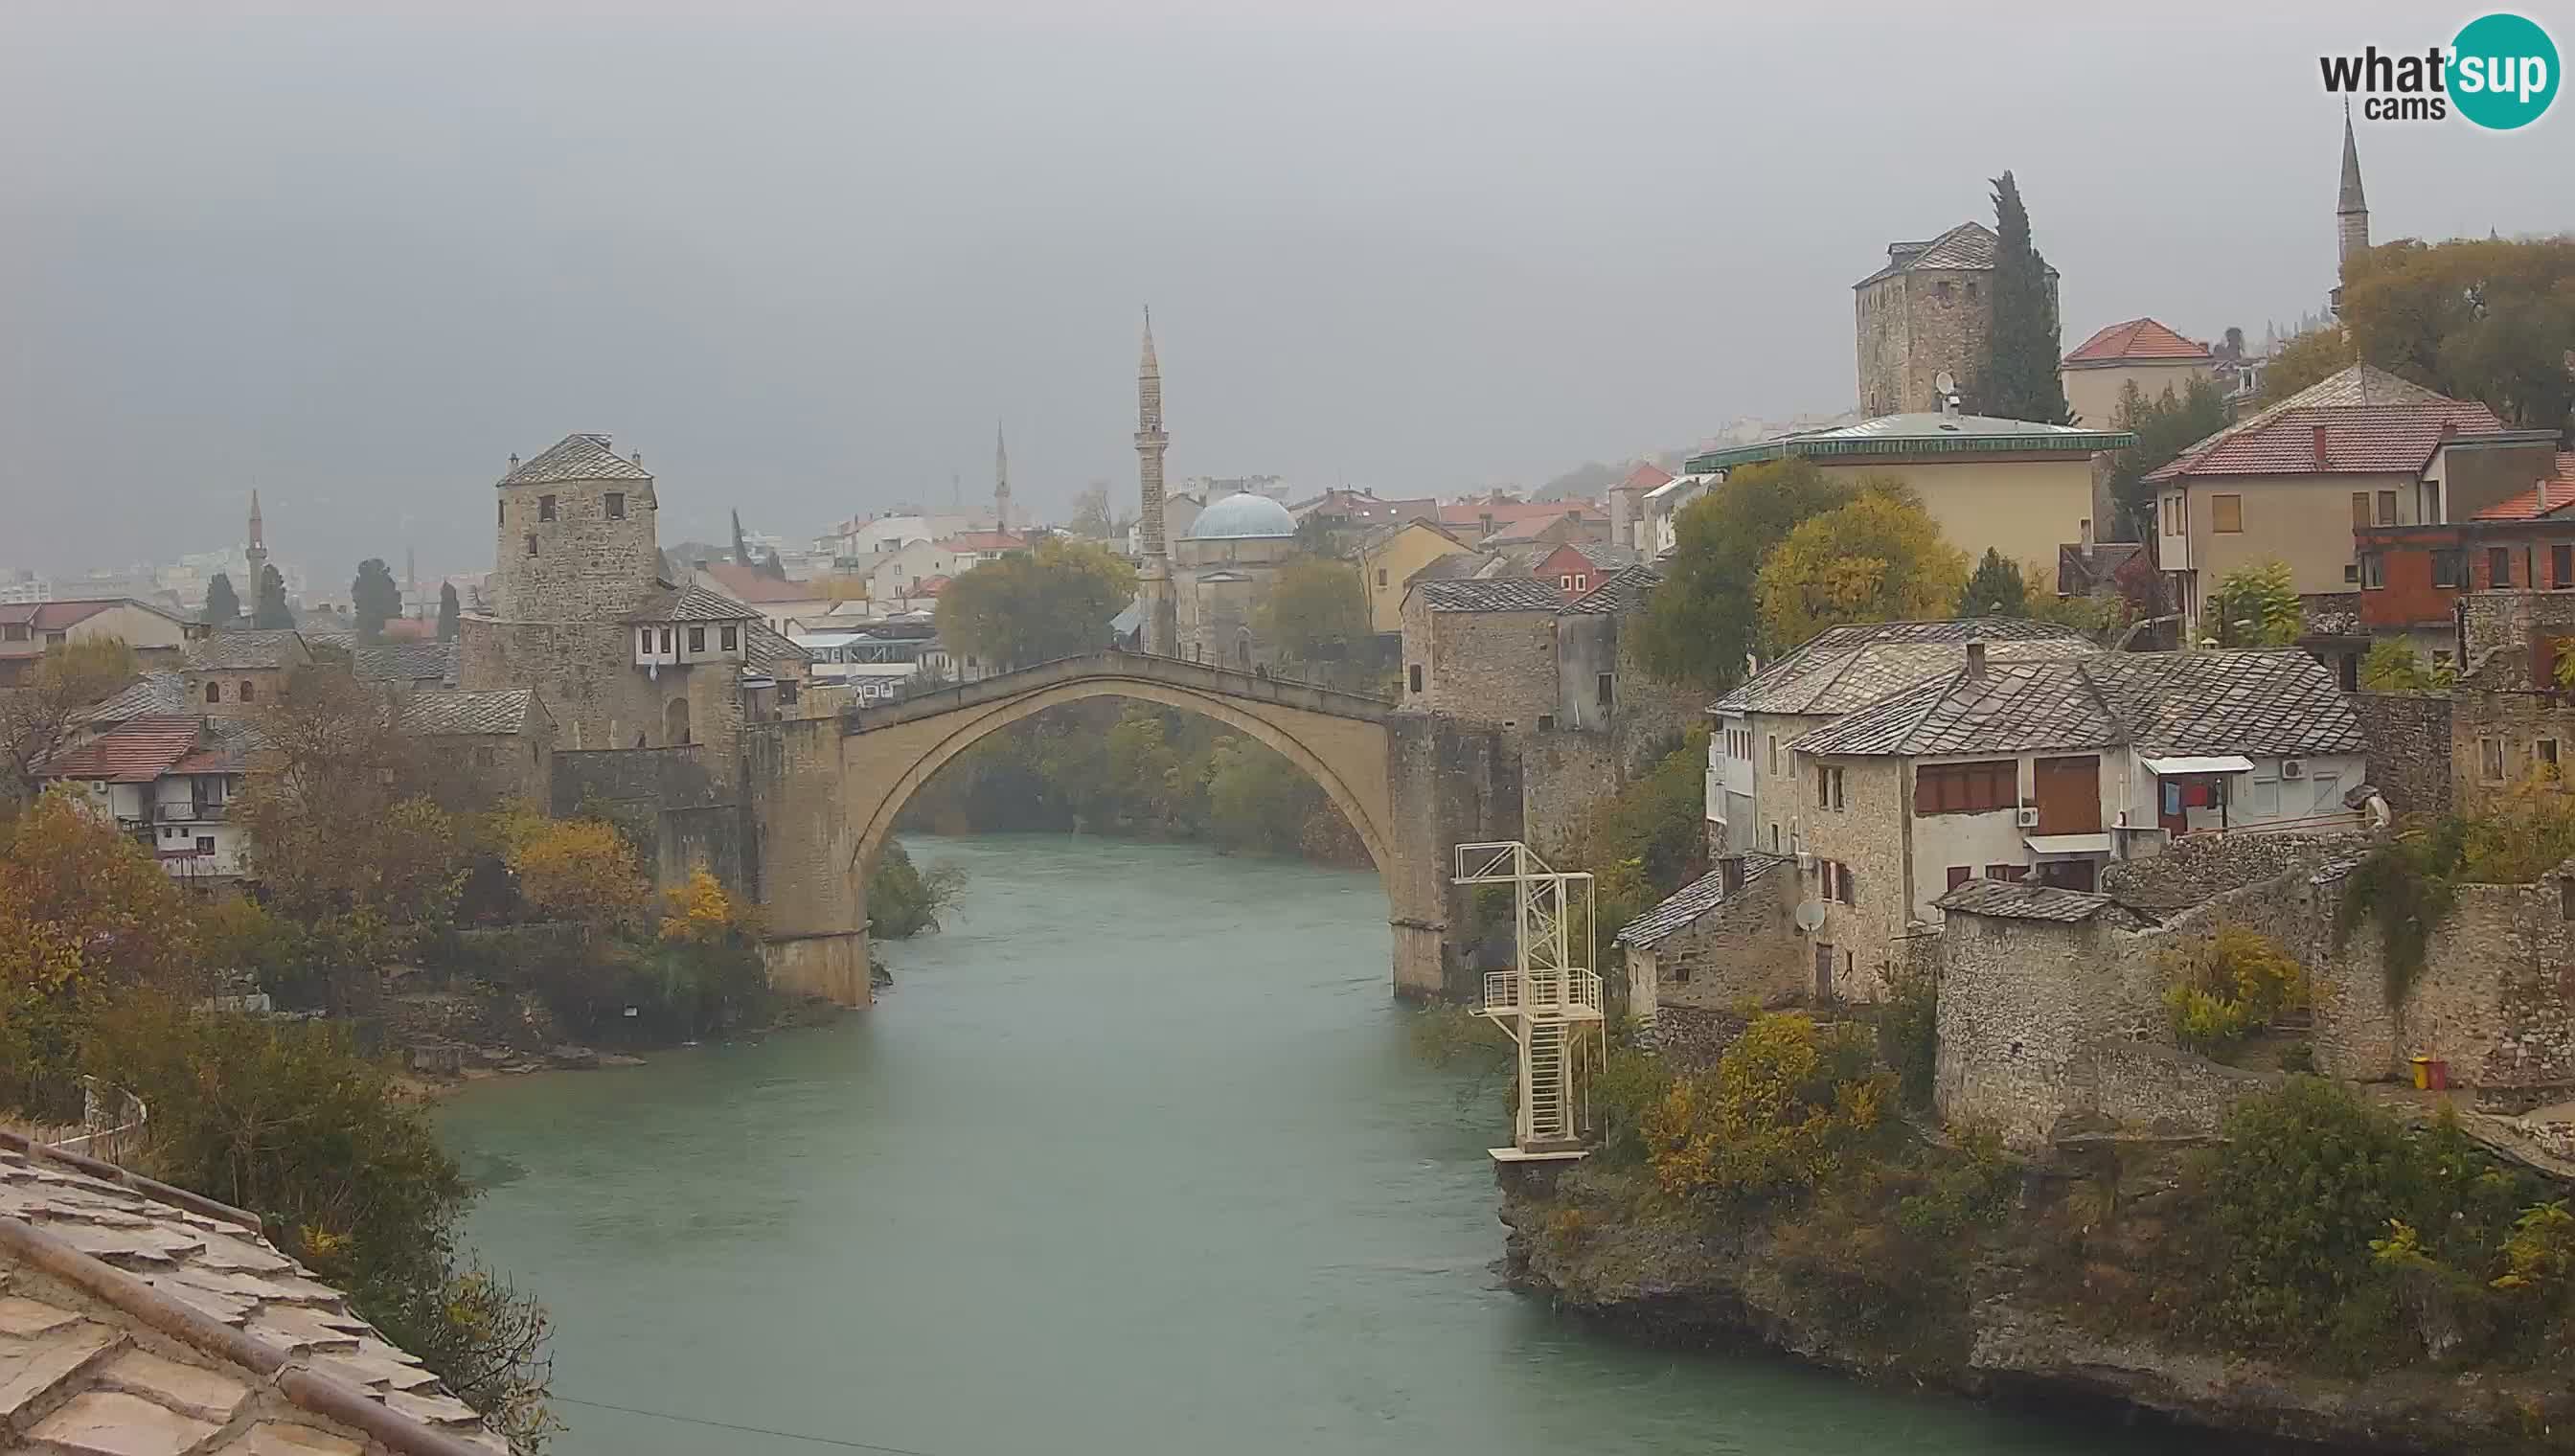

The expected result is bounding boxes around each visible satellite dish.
[1793,900,1828,934]
[1934,369,1958,397]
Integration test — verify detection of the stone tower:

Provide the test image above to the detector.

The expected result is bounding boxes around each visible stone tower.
[487,433,659,622]
[243,489,267,591]
[1134,307,1176,655]
[993,421,1012,535]
[2336,104,2371,267]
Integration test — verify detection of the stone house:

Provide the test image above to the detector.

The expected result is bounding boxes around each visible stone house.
[179,629,311,717]
[1398,577,1564,724]
[0,598,192,686]
[400,686,556,810]
[1852,219,2058,418]
[1355,519,1470,634]
[2057,316,2215,432]
[1684,411,2131,584]
[2144,364,2557,648]
[1615,852,1799,1025]
[1784,646,2368,997]
[1706,617,2094,856]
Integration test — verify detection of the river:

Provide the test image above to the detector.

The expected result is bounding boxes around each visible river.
[440,833,2166,1456]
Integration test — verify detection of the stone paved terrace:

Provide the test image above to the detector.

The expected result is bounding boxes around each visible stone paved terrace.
[0,1132,506,1455]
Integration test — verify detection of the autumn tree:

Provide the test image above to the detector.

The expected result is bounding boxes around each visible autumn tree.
[437,582,461,641]
[1955,549,2030,618]
[2106,375,2231,541]
[502,816,648,928]
[253,563,294,628]
[0,636,140,808]
[2258,326,2358,406]
[1068,482,1115,538]
[935,535,1138,670]
[1982,171,2071,423]
[235,666,460,924]
[2207,557,2303,648]
[352,557,401,644]
[203,572,241,628]
[1634,458,1857,689]
[1259,555,1369,676]
[2331,236,2575,430]
[1754,484,1971,648]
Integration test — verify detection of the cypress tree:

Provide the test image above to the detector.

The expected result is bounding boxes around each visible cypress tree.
[253,564,294,629]
[203,572,240,628]
[1983,171,2073,424]
[437,582,461,641]
[1955,548,2030,618]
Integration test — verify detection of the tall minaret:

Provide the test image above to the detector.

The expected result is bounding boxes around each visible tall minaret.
[993,421,1012,535]
[2335,103,2370,309]
[1134,307,1176,655]
[243,489,268,595]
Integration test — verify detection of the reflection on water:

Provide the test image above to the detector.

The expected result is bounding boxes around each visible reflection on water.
[440,834,2171,1456]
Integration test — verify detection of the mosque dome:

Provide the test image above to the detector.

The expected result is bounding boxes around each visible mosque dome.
[1188,491,1297,540]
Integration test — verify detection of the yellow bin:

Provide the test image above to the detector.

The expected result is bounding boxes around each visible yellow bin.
[2409,1057,2449,1090]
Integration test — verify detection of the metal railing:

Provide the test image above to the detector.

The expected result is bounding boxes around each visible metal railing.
[27,1078,148,1166]
[1482,968,1603,1015]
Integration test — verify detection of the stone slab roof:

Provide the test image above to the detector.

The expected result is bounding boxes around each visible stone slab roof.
[77,672,189,726]
[1416,578,1567,613]
[351,642,459,687]
[1614,853,1786,948]
[1562,564,1663,616]
[1789,648,2366,760]
[1709,618,2093,717]
[744,619,810,673]
[182,631,306,673]
[398,689,535,738]
[627,582,760,624]
[0,1133,506,1453]
[498,433,649,487]
[1933,878,2131,922]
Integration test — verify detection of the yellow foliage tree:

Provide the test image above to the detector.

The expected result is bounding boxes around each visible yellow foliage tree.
[1753,483,1971,650]
[505,818,647,927]
[1642,1012,1892,1203]
[659,867,748,944]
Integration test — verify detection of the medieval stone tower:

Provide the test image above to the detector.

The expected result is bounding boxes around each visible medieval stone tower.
[487,433,659,622]
[1134,307,1177,655]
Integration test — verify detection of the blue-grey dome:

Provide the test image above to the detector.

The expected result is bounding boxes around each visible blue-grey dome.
[1188,491,1296,540]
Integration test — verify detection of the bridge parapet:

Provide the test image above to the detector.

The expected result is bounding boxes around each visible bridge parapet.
[843,650,1391,732]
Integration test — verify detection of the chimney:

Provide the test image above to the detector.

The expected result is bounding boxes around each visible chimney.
[1966,640,1988,679]
[2080,517,2095,558]
[632,449,645,469]
[2312,422,2330,468]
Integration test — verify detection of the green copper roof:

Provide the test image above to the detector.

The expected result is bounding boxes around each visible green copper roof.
[1686,412,2135,473]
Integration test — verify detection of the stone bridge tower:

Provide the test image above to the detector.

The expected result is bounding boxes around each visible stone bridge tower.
[487,433,658,621]
[1135,307,1177,655]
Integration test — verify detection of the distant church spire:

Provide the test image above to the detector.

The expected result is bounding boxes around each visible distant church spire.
[1133,306,1175,656]
[2337,102,2370,263]
[993,420,1012,534]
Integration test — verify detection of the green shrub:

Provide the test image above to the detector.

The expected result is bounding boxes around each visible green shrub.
[2163,924,2306,1056]
[1642,1012,1893,1205]
[867,840,967,939]
[1876,958,1940,1107]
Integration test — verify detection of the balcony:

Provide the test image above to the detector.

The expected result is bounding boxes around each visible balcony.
[152,801,226,823]
[1481,968,1605,1020]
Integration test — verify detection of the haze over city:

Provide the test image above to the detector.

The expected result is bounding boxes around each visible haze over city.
[4,0,2567,578]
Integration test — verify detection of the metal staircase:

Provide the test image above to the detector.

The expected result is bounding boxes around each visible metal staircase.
[1456,841,1605,1158]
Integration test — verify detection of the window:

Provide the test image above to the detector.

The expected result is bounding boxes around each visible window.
[606,491,626,520]
[780,680,800,706]
[2351,492,2372,530]
[688,626,705,652]
[43,631,62,647]
[1820,860,1855,905]
[2247,776,2280,815]
[660,627,673,652]
[2433,550,2466,587]
[1596,672,1613,708]
[1769,824,1780,853]
[2541,739,2562,781]
[1935,280,1953,302]
[195,836,215,855]
[1815,763,1844,810]
[721,625,739,650]
[526,534,537,557]
[2345,563,2360,583]
[2491,547,2513,587]
[237,680,254,703]
[1767,735,1780,776]
[2377,490,2397,527]
[2556,545,2573,590]
[1559,575,1573,590]
[1913,760,2017,815]
[2482,737,2506,783]
[538,494,557,522]
[204,681,220,704]
[1408,665,1424,694]
[1946,865,1971,891]
[498,500,506,526]
[2210,494,2243,534]
[2360,553,2385,589]
[639,628,653,654]
[1537,714,1555,731]
[1376,568,1388,587]
[1984,863,2019,882]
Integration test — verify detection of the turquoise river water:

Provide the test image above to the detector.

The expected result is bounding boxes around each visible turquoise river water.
[440,833,2180,1456]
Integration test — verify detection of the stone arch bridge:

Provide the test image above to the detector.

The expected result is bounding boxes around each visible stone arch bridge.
[744,652,1515,1007]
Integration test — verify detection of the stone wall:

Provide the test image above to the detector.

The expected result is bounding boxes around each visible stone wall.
[1401,598,1559,726]
[1627,869,1805,1019]
[1520,728,1617,859]
[2317,875,2575,1105]
[490,471,660,623]
[2459,590,2575,687]
[2078,1037,2273,1138]
[1797,755,1913,1000]
[2352,692,2454,816]
[1385,714,1525,998]
[549,744,745,895]
[1934,909,2164,1148]
[2098,830,2370,912]
[2451,689,2575,814]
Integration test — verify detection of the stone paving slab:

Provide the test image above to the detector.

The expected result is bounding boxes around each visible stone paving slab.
[24,1387,217,1456]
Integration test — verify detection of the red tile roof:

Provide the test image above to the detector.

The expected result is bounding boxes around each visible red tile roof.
[699,560,822,603]
[912,575,952,596]
[2146,364,2497,483]
[36,716,202,783]
[937,532,1028,554]
[1438,499,1602,529]
[2471,454,2575,521]
[2063,317,2212,365]
[1617,463,1675,491]
[2147,404,2505,482]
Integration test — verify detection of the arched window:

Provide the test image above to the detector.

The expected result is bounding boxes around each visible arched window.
[205,682,220,704]
[238,680,255,703]
[665,696,692,747]
[1236,629,1252,668]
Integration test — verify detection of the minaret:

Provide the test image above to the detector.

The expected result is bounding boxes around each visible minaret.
[993,421,1012,535]
[2334,103,2370,313]
[243,489,268,596]
[1134,307,1176,655]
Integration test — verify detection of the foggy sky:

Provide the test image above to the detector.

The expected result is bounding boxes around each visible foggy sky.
[4,1,2569,585]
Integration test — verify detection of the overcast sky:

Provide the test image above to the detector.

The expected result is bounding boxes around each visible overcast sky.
[4,1,2568,584]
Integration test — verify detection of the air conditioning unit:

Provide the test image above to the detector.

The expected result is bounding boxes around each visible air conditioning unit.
[2016,807,2041,828]
[2282,759,2306,780]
